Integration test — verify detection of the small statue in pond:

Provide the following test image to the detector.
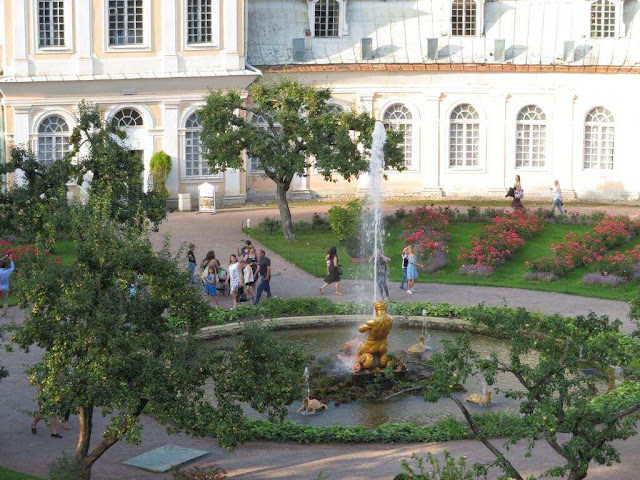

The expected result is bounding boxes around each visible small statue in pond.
[466,387,491,405]
[408,335,427,354]
[298,397,327,414]
[341,337,362,356]
[354,301,394,372]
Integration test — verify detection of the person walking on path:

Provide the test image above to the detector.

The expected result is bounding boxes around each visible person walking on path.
[319,247,342,296]
[406,245,424,295]
[186,243,197,284]
[237,240,253,259]
[226,254,243,309]
[549,180,564,216]
[203,265,220,308]
[242,258,255,301]
[399,246,409,290]
[0,256,15,317]
[511,175,524,209]
[30,368,62,438]
[253,250,272,304]
[370,249,390,299]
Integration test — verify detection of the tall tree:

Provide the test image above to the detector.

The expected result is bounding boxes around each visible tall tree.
[424,307,640,480]
[69,101,167,231]
[199,79,404,241]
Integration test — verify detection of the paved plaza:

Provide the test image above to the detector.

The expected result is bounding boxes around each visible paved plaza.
[1,204,639,479]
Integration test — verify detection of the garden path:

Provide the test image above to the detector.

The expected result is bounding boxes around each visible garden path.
[0,203,638,480]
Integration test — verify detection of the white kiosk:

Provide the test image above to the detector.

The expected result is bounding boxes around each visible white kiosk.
[197,182,216,214]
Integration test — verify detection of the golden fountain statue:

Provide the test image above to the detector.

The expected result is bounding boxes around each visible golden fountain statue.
[352,301,394,373]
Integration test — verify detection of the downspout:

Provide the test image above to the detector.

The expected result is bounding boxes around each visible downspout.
[0,102,6,194]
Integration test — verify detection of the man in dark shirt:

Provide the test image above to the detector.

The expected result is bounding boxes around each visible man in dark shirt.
[186,244,197,284]
[253,250,272,304]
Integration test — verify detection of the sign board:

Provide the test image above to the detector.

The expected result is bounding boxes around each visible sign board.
[198,182,216,213]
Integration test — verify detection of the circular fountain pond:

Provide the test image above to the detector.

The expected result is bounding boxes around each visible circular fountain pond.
[206,324,555,428]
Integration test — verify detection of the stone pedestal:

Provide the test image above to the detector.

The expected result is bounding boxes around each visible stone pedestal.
[178,193,192,212]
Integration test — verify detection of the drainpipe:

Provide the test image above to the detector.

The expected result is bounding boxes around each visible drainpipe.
[0,102,6,194]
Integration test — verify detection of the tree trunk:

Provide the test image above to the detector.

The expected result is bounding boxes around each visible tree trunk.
[567,469,587,480]
[276,182,296,242]
[76,405,94,480]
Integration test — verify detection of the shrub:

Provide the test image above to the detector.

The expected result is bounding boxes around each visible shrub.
[396,451,487,480]
[149,151,173,198]
[403,208,451,273]
[327,199,362,241]
[172,466,227,480]
[311,212,331,230]
[49,452,88,480]
[523,271,558,282]
[458,264,494,277]
[258,216,282,232]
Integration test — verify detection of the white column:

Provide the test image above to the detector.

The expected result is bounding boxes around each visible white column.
[223,0,240,70]
[356,94,374,195]
[289,173,311,201]
[12,0,29,76]
[75,0,94,74]
[223,169,246,205]
[162,101,180,200]
[555,94,577,198]
[421,94,443,197]
[163,0,179,72]
[13,106,31,185]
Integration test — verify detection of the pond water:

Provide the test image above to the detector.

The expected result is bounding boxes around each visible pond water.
[207,326,537,428]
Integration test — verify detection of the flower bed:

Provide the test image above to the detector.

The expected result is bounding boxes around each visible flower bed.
[0,241,38,262]
[403,207,451,273]
[458,210,545,275]
[526,217,640,278]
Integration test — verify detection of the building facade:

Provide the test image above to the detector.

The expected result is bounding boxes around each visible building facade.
[0,0,257,206]
[247,0,640,201]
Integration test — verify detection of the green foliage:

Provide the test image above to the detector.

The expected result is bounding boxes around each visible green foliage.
[0,466,44,480]
[171,466,227,480]
[48,452,88,480]
[424,307,640,480]
[149,151,173,197]
[328,199,362,241]
[0,145,76,248]
[69,100,167,231]
[258,216,282,233]
[199,78,403,240]
[397,452,488,480]
[238,412,524,444]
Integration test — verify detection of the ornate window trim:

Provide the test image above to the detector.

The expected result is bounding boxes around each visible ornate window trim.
[448,103,482,169]
[381,102,417,171]
[34,114,71,165]
[183,0,220,50]
[515,105,547,170]
[583,106,615,171]
[179,107,223,182]
[103,0,152,52]
[448,0,485,37]
[307,0,349,38]
[33,0,74,53]
[589,0,624,39]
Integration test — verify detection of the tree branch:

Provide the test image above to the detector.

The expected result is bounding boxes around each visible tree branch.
[450,396,524,480]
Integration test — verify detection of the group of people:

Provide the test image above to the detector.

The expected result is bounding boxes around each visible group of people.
[187,240,273,309]
[507,175,566,215]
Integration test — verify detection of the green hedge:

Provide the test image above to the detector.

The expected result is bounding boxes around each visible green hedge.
[205,297,534,327]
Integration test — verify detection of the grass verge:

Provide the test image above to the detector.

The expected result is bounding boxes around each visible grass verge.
[0,467,44,480]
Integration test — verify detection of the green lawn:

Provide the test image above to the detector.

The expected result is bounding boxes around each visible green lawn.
[0,467,43,480]
[245,223,640,302]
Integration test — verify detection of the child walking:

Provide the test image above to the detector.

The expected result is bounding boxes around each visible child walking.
[0,256,16,317]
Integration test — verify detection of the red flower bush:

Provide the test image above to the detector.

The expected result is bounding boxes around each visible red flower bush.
[458,210,544,271]
[403,208,451,273]
[0,241,38,262]
[527,216,640,277]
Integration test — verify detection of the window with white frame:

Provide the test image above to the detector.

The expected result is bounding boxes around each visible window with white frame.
[383,104,414,169]
[186,0,213,45]
[449,104,480,167]
[591,0,616,38]
[108,0,144,46]
[112,108,144,127]
[314,0,340,37]
[451,0,477,36]
[248,113,270,172]
[38,1,65,48]
[584,107,615,170]
[184,112,214,178]
[37,115,70,165]
[516,106,547,169]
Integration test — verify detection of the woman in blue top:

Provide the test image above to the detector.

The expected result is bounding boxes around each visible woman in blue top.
[405,245,424,295]
[0,256,16,317]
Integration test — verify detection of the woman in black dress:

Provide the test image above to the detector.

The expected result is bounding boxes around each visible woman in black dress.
[319,246,342,295]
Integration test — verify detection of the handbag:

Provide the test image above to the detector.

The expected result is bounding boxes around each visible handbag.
[505,187,515,198]
[514,189,524,199]
[336,265,344,276]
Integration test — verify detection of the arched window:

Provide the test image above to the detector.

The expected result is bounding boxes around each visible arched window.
[383,104,414,168]
[516,106,547,169]
[584,107,615,170]
[248,113,270,172]
[451,0,477,36]
[37,114,70,165]
[449,104,480,167]
[112,108,144,127]
[314,0,340,37]
[184,112,212,178]
[591,0,616,38]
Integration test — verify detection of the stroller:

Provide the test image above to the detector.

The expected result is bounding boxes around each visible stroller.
[216,268,230,296]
